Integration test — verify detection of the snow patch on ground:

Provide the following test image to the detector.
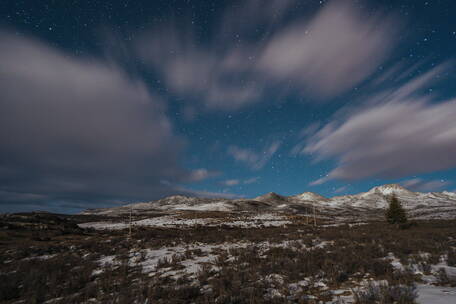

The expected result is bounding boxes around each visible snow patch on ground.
[416,284,456,304]
[94,239,333,280]
[23,254,57,261]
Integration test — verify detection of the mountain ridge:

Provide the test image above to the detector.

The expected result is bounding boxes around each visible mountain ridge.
[82,184,456,220]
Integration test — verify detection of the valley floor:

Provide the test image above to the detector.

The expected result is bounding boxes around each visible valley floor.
[1,212,456,303]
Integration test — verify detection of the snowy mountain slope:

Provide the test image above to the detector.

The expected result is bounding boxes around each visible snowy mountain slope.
[82,184,456,220]
[290,192,329,202]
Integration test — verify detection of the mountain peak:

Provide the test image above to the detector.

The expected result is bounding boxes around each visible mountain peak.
[443,191,456,197]
[166,195,191,200]
[81,182,456,217]
[254,192,286,202]
[367,184,412,196]
[292,192,328,201]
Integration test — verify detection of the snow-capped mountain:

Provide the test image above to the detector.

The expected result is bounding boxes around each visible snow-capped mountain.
[82,184,456,220]
[366,184,415,196]
[327,184,419,209]
[290,192,329,202]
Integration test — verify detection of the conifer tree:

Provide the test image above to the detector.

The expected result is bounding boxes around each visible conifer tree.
[385,194,407,224]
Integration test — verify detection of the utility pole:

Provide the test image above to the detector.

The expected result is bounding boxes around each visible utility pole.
[313,205,317,227]
[128,206,132,239]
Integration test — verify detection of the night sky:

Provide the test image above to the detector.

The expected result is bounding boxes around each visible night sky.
[1,0,456,213]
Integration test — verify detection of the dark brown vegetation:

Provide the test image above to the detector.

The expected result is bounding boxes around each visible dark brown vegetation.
[0,212,455,303]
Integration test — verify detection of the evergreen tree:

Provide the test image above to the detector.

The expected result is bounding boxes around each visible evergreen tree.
[385,194,407,224]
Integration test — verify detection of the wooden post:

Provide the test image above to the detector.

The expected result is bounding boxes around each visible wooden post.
[313,205,317,227]
[128,207,132,238]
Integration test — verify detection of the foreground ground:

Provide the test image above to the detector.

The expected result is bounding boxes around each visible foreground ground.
[1,212,456,303]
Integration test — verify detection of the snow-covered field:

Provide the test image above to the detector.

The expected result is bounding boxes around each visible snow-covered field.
[3,211,456,303]
[96,239,332,278]
[76,208,456,302]
[92,238,456,303]
[78,212,293,230]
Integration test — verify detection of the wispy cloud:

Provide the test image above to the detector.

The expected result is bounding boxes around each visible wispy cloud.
[309,176,330,186]
[334,186,349,194]
[303,62,456,183]
[220,179,240,186]
[220,176,260,187]
[258,0,400,99]
[228,141,281,170]
[401,178,451,192]
[243,177,260,184]
[188,168,220,182]
[135,0,400,111]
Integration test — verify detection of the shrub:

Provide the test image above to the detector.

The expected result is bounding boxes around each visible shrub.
[447,249,456,267]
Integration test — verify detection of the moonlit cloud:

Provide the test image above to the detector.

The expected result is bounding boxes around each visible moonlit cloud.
[258,0,400,99]
[228,141,281,170]
[220,177,260,187]
[2,1,454,213]
[401,178,451,192]
[188,168,220,182]
[309,176,330,186]
[136,0,400,111]
[220,179,240,186]
[334,186,349,194]
[302,63,456,184]
[0,31,200,212]
[243,177,260,184]
[136,20,263,111]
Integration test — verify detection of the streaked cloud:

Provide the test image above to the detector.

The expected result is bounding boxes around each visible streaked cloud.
[228,141,281,170]
[309,176,330,186]
[220,179,240,186]
[334,186,349,194]
[258,0,400,99]
[243,177,260,184]
[401,178,451,192]
[188,168,220,182]
[136,0,400,111]
[220,176,260,187]
[302,63,456,184]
